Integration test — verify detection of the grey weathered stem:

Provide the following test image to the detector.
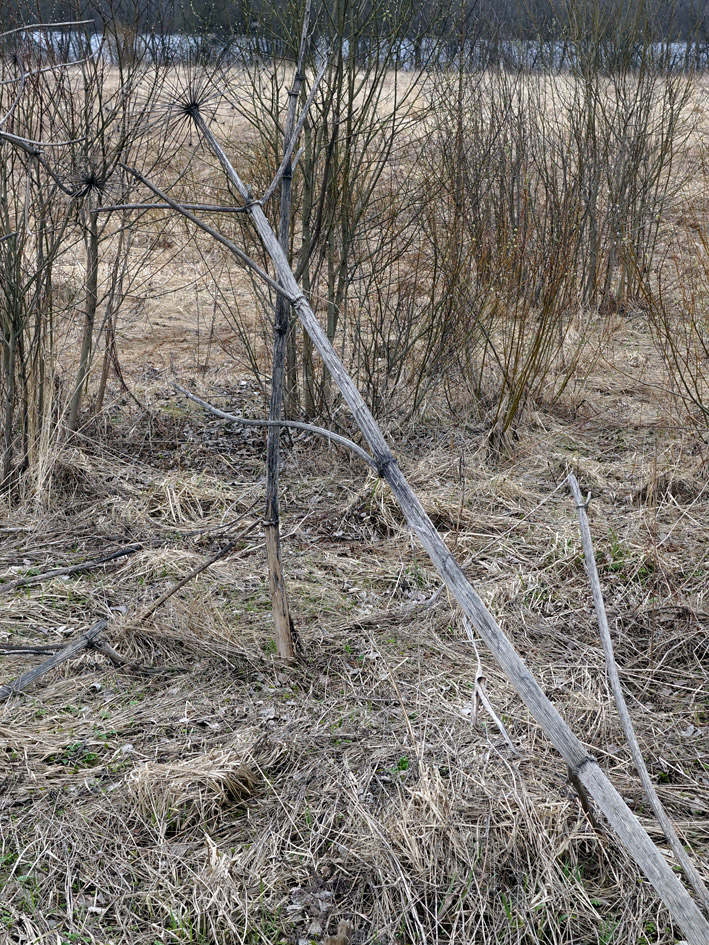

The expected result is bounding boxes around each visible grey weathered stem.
[93,202,249,214]
[172,383,376,469]
[0,128,87,149]
[568,473,709,914]
[68,197,99,432]
[263,3,313,661]
[177,106,709,942]
[0,620,108,701]
[0,544,141,595]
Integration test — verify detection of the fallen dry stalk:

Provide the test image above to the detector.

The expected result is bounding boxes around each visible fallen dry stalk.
[0,514,259,696]
[0,619,108,701]
[134,516,259,625]
[568,472,709,914]
[0,543,142,594]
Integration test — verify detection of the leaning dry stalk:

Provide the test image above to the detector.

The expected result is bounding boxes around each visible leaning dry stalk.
[568,473,709,914]
[176,107,709,945]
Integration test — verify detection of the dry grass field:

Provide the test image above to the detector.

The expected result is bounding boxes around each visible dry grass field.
[1,63,709,945]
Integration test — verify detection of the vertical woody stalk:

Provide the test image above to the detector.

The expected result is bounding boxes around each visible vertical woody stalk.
[68,193,99,433]
[264,2,312,660]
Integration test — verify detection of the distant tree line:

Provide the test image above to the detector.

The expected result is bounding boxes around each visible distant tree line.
[4,0,709,48]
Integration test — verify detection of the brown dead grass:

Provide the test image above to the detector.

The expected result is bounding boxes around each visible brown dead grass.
[1,334,709,944]
[1,65,709,945]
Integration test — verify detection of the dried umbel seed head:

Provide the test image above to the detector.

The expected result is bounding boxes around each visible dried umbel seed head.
[151,65,220,141]
[74,162,109,198]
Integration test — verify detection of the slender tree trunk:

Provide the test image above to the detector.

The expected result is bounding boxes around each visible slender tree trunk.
[301,123,316,420]
[94,318,113,417]
[2,237,22,492]
[285,318,299,419]
[2,327,16,489]
[95,226,129,417]
[68,201,99,433]
[266,248,296,659]
[265,2,312,661]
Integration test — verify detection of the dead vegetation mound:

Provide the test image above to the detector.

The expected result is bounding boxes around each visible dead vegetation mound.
[127,732,265,830]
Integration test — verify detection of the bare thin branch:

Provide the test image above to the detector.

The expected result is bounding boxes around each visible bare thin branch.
[0,63,25,129]
[0,57,93,88]
[93,202,248,214]
[0,131,75,195]
[0,128,87,148]
[568,473,709,914]
[260,55,330,206]
[172,382,377,470]
[0,20,93,40]
[120,163,289,298]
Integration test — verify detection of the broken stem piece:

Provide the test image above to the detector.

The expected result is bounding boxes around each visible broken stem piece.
[0,620,108,701]
[464,618,519,754]
[568,472,709,914]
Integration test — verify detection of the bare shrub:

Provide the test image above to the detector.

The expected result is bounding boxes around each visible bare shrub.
[415,14,694,440]
[642,199,709,427]
[209,1,439,421]
[0,41,77,494]
[0,19,166,496]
